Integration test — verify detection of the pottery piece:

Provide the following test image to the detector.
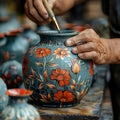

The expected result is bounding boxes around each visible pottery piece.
[22,24,40,47]
[0,29,29,88]
[0,60,23,88]
[23,30,94,107]
[1,88,41,120]
[0,6,21,33]
[0,77,9,113]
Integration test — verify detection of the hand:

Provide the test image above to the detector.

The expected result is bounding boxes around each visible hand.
[24,0,56,25]
[65,29,112,64]
[24,0,80,25]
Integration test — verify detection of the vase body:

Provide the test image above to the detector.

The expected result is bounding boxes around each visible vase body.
[23,30,94,107]
[1,89,41,120]
[0,30,29,88]
[0,77,9,113]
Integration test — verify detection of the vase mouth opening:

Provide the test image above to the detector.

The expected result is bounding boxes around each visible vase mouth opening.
[37,30,78,36]
[6,88,33,97]
[5,28,23,36]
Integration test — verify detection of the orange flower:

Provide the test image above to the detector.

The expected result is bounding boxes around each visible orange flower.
[54,90,75,103]
[54,48,70,59]
[36,48,51,58]
[50,68,71,87]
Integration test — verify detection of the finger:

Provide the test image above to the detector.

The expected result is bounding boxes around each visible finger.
[72,42,96,54]
[33,0,51,22]
[25,2,41,24]
[29,0,47,23]
[66,37,84,47]
[78,51,97,60]
[66,32,92,47]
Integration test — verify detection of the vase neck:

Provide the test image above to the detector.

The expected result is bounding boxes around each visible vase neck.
[9,96,28,105]
[6,36,17,44]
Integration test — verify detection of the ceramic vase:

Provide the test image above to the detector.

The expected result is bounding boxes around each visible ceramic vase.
[23,30,94,107]
[0,6,21,33]
[1,88,41,120]
[0,77,9,114]
[0,30,29,88]
[22,24,40,47]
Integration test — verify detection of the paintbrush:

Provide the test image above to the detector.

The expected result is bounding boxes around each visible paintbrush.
[42,0,61,33]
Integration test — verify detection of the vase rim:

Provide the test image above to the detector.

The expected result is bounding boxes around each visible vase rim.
[6,88,33,97]
[37,30,78,36]
[0,33,5,38]
[5,28,23,36]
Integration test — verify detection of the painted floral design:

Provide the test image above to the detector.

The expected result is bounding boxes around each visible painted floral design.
[54,48,70,59]
[1,72,22,88]
[50,68,71,87]
[54,90,75,103]
[71,59,80,74]
[36,48,51,58]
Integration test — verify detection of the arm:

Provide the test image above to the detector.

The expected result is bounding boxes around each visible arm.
[65,28,120,64]
[24,0,84,25]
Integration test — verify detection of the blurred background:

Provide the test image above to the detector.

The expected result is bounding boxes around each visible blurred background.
[0,0,120,120]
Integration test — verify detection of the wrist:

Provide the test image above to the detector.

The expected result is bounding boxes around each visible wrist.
[105,38,120,64]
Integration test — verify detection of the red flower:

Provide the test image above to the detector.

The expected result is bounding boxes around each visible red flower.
[50,68,71,87]
[54,90,75,103]
[36,48,51,58]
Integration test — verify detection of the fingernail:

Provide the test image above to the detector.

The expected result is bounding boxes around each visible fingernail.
[78,53,83,58]
[66,39,72,46]
[72,47,77,53]
[44,13,49,19]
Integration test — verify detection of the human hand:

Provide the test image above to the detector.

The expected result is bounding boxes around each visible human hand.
[24,0,56,25]
[65,29,112,64]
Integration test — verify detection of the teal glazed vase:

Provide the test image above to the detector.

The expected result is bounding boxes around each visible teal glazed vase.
[1,88,41,120]
[0,77,9,114]
[21,24,40,47]
[23,30,94,107]
[0,30,29,88]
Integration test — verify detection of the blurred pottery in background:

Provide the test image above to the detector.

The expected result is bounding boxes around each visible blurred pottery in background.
[23,30,94,108]
[0,60,22,88]
[0,5,21,33]
[0,77,9,114]
[0,29,29,88]
[1,88,41,120]
[36,24,50,31]
[22,24,40,47]
[65,23,91,32]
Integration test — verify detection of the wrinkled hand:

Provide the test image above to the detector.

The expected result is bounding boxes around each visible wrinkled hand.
[66,29,111,64]
[24,0,56,25]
